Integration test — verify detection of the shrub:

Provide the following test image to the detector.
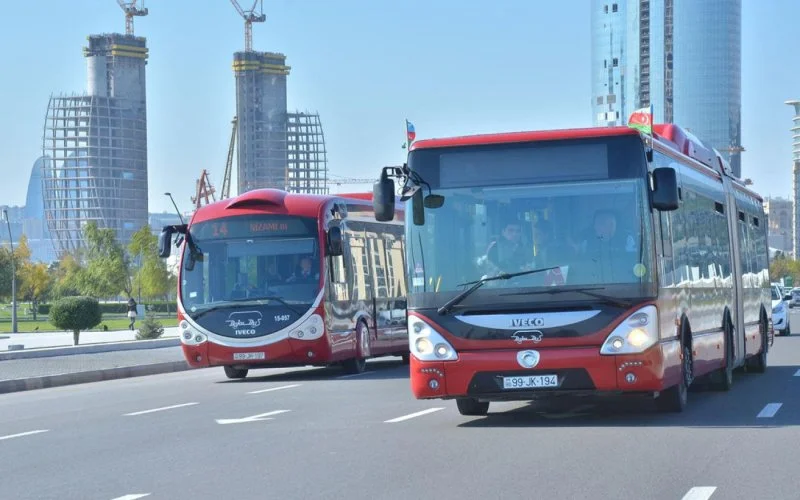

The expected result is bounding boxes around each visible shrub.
[49,296,102,345]
[136,315,164,340]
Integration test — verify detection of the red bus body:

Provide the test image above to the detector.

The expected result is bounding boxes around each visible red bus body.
[169,189,407,378]
[394,124,771,414]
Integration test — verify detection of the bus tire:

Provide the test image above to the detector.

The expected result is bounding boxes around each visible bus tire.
[656,342,690,413]
[712,320,734,391]
[746,318,768,374]
[456,397,490,416]
[401,354,410,365]
[342,321,369,375]
[224,366,248,379]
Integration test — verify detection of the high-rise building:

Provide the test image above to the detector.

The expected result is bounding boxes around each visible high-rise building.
[233,51,328,196]
[764,197,792,255]
[787,100,800,259]
[42,33,149,252]
[591,0,742,177]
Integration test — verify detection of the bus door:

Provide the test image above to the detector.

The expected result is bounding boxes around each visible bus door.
[722,177,746,365]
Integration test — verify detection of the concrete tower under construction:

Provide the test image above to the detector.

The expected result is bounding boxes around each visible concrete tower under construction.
[42,33,149,252]
[233,52,327,195]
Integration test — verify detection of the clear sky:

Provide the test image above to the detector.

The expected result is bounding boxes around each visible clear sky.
[0,0,797,214]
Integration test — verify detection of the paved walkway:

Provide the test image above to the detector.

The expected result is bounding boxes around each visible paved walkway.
[0,327,179,351]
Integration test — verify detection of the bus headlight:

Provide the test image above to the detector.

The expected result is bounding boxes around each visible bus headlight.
[600,305,658,355]
[408,315,458,361]
[179,323,207,346]
[289,314,325,341]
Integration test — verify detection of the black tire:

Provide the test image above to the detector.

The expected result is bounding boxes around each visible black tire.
[342,321,369,375]
[657,343,691,413]
[711,322,734,391]
[401,354,410,365]
[783,318,791,336]
[223,366,248,379]
[456,397,490,416]
[746,319,768,374]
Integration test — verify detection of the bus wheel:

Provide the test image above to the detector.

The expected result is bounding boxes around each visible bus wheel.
[456,398,490,416]
[224,366,248,380]
[342,322,369,375]
[746,319,768,374]
[712,323,734,391]
[401,354,410,365]
[657,343,690,413]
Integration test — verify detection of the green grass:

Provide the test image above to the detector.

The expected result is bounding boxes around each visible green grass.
[0,317,178,333]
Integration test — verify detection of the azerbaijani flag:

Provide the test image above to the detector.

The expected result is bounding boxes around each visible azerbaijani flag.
[406,120,416,144]
[627,104,653,134]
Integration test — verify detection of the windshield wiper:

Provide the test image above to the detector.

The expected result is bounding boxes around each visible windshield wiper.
[501,286,632,308]
[227,296,302,316]
[437,266,561,316]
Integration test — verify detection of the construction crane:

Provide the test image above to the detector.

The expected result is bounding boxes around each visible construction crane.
[220,116,238,200]
[230,0,266,52]
[116,0,148,36]
[327,177,376,192]
[191,169,217,209]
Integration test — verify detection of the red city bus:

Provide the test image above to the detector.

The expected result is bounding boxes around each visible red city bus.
[373,123,770,414]
[159,189,408,378]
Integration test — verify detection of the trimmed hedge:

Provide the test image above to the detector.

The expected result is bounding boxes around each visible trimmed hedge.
[50,296,103,345]
[37,301,176,316]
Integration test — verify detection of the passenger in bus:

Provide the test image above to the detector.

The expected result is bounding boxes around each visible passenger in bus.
[575,210,639,281]
[482,221,531,273]
[287,256,319,283]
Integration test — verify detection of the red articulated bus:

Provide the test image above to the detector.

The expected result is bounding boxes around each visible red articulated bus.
[159,189,408,378]
[373,123,770,415]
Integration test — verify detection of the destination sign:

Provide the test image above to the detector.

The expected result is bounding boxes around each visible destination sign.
[191,215,316,240]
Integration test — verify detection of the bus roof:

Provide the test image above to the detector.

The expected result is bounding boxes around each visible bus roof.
[190,189,374,225]
[409,124,762,202]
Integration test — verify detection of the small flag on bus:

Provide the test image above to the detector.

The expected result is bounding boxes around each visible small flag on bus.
[406,120,416,146]
[627,105,653,135]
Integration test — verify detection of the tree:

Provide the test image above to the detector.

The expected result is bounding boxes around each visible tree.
[49,296,102,345]
[82,222,131,299]
[18,262,52,321]
[129,225,173,301]
[770,257,800,286]
[0,250,11,300]
[136,314,165,340]
[50,254,86,300]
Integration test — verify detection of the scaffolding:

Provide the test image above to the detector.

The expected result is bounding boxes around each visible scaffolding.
[287,111,328,195]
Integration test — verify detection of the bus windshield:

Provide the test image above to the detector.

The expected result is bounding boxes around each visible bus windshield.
[179,214,321,337]
[405,137,655,308]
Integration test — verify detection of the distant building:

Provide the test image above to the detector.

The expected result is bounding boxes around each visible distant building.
[764,197,792,255]
[42,33,149,253]
[148,212,183,236]
[590,0,743,176]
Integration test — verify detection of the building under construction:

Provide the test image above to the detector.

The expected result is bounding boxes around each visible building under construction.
[232,51,328,196]
[42,33,149,252]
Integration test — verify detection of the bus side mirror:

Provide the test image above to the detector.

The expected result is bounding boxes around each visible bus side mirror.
[158,227,173,258]
[327,226,343,256]
[651,167,679,211]
[373,176,396,222]
[412,189,425,226]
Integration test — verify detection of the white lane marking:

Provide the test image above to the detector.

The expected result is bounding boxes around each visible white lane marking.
[338,372,370,379]
[111,495,151,500]
[794,369,800,377]
[216,410,291,425]
[681,487,717,500]
[385,407,445,423]
[756,403,783,418]
[248,384,301,394]
[0,430,49,441]
[124,402,199,416]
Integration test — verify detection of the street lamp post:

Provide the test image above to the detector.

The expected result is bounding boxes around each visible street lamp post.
[2,209,17,334]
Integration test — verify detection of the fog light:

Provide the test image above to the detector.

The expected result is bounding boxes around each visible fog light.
[183,332,192,340]
[195,335,203,343]
[195,355,202,362]
[435,344,449,358]
[625,372,637,384]
[429,379,440,390]
[296,330,304,338]
[611,337,624,350]
[307,351,314,358]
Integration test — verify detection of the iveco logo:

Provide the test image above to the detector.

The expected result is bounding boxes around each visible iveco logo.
[517,350,541,369]
[512,330,543,344]
[511,317,545,328]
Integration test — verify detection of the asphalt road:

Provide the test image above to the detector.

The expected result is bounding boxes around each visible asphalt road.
[1,316,800,500]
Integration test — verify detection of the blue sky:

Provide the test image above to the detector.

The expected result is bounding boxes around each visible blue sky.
[0,0,797,214]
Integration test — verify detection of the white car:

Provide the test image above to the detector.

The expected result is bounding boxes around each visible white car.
[772,284,790,336]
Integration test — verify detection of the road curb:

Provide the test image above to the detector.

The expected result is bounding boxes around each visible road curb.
[0,337,181,360]
[0,361,193,395]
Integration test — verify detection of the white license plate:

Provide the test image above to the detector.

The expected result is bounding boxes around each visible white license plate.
[233,352,266,361]
[502,375,558,390]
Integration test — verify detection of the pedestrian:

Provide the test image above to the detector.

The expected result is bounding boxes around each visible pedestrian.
[127,297,137,331]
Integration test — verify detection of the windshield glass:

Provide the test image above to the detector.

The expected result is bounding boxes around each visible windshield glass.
[772,287,780,300]
[406,178,654,303]
[180,214,321,337]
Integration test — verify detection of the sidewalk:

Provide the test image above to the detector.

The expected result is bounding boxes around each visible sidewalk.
[1,327,179,351]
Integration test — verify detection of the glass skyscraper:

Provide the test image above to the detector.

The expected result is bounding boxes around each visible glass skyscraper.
[591,0,742,177]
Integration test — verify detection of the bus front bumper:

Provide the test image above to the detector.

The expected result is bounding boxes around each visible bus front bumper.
[409,343,680,401]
